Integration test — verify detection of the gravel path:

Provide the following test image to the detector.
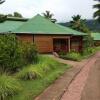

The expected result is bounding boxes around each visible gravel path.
[61,52,100,100]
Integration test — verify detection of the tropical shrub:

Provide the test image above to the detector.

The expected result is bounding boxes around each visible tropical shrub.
[0,74,22,100]
[83,35,94,48]
[60,51,82,61]
[0,34,22,72]
[0,34,38,72]
[82,47,95,55]
[19,42,38,65]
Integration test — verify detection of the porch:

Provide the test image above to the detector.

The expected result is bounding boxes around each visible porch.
[53,36,83,53]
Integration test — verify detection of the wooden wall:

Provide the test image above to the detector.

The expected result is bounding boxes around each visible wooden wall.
[16,34,83,53]
[34,35,53,53]
[34,35,70,53]
[17,34,34,42]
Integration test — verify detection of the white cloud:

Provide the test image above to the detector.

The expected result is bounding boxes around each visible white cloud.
[0,0,96,22]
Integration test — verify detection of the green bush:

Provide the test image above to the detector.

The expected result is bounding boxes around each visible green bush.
[83,35,94,48]
[0,74,22,100]
[0,34,38,72]
[0,34,22,71]
[82,47,95,55]
[16,56,60,80]
[20,42,38,65]
[60,51,82,61]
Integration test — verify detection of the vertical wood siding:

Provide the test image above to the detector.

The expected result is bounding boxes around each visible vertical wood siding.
[34,35,53,53]
[17,34,34,42]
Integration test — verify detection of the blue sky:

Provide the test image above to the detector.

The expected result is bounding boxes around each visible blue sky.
[0,0,97,22]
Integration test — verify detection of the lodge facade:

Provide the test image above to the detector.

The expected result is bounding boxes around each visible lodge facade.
[0,14,87,53]
[17,34,83,53]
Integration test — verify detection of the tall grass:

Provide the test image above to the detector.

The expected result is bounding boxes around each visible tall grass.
[16,56,62,80]
[0,74,22,100]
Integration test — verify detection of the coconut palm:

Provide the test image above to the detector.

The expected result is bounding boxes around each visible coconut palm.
[43,11,57,23]
[93,0,100,22]
[69,15,90,33]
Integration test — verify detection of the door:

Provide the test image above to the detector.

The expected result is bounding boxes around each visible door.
[53,39,68,52]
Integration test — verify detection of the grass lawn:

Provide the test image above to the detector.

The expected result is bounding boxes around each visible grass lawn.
[11,57,70,100]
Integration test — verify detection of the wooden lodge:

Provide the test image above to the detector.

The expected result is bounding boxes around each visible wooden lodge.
[0,14,86,53]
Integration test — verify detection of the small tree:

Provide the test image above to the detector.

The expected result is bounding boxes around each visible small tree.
[69,15,94,48]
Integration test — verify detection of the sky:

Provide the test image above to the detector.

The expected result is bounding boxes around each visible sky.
[0,0,97,22]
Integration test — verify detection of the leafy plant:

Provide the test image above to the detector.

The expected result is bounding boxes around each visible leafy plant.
[0,34,38,72]
[0,74,22,100]
[82,47,96,55]
[0,34,22,72]
[60,51,82,61]
[19,42,38,65]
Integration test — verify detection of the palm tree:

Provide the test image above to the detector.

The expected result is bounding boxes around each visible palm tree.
[43,11,57,23]
[0,0,5,4]
[69,15,90,33]
[93,0,100,22]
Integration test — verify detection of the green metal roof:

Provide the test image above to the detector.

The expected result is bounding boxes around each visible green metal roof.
[14,14,86,36]
[0,20,25,33]
[91,33,100,40]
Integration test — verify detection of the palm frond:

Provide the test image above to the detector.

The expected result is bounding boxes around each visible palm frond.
[93,10,100,18]
[93,4,100,9]
[0,0,5,4]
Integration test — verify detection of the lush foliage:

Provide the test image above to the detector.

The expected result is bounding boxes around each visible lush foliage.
[82,47,99,58]
[93,0,100,23]
[43,11,57,23]
[0,74,22,100]
[69,15,90,33]
[59,47,100,61]
[12,56,69,100]
[60,51,82,61]
[83,35,94,48]
[19,42,38,65]
[0,34,38,72]
[16,56,60,80]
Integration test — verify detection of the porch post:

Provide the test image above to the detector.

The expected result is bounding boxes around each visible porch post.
[68,38,71,52]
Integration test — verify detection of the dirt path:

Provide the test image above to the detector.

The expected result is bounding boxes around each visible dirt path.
[61,52,100,100]
[81,55,100,100]
[35,52,100,100]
